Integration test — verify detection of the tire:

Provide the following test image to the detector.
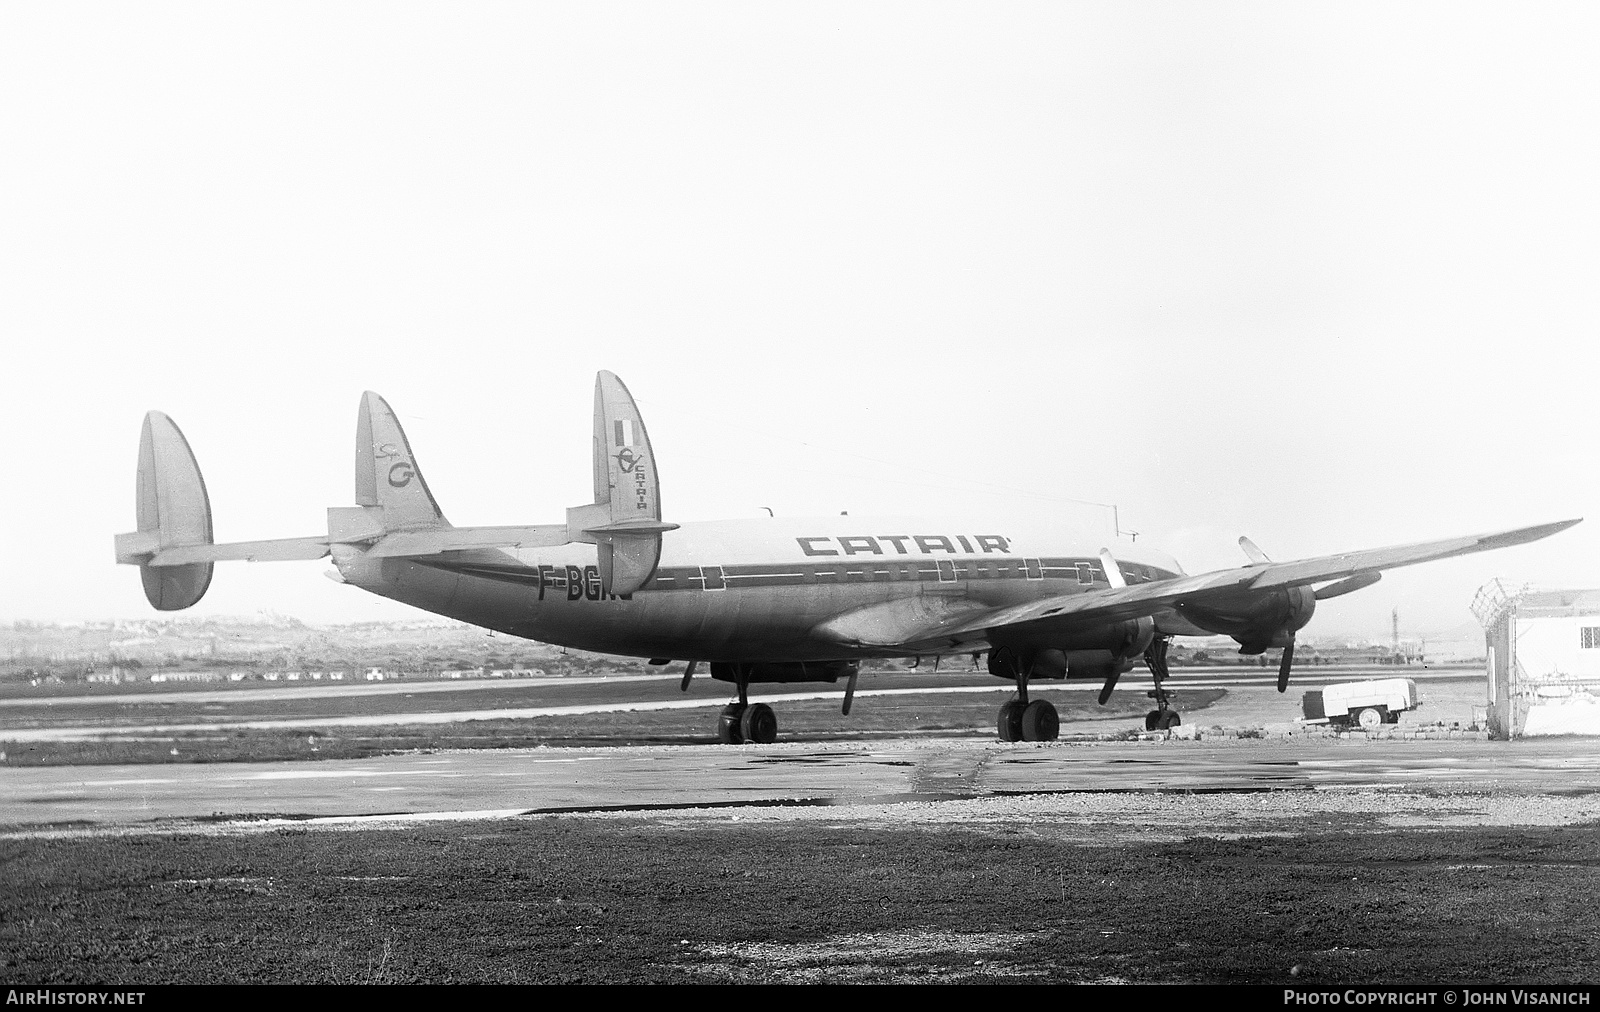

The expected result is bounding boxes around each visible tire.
[1020,700,1059,742]
[1356,707,1383,731]
[1145,710,1162,731]
[717,703,747,744]
[1160,711,1182,730]
[739,702,778,745]
[997,701,1025,742]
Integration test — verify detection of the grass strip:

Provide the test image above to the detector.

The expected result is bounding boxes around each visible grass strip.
[2,818,1596,983]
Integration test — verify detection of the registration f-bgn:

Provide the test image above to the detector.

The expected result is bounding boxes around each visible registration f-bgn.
[115,373,1579,744]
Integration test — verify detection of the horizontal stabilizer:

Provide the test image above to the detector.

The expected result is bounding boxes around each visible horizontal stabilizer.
[148,537,331,566]
[364,525,572,559]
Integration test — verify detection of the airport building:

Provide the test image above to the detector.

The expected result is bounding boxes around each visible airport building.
[1473,582,1600,738]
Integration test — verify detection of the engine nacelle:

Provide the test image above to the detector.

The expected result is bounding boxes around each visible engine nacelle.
[710,660,857,684]
[1174,585,1316,654]
[989,617,1155,681]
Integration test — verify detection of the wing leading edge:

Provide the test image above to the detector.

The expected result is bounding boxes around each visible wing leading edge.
[814,518,1581,652]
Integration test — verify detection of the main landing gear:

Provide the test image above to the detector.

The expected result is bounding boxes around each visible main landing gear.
[714,669,778,745]
[1143,636,1182,731]
[988,648,1059,742]
[717,701,777,744]
[692,660,857,745]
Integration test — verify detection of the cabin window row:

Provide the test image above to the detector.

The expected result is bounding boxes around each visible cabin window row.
[646,559,1167,589]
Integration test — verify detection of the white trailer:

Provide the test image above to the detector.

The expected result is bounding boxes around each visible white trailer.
[1301,678,1419,729]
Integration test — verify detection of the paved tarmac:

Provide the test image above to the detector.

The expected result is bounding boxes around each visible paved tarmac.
[4,734,1597,831]
[0,673,666,708]
[4,666,1562,835]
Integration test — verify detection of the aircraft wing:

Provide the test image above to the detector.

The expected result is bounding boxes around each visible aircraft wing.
[815,518,1580,652]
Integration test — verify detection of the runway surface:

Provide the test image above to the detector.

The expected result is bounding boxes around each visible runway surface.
[0,673,664,708]
[2,664,1475,709]
[0,666,1483,741]
[5,735,1598,830]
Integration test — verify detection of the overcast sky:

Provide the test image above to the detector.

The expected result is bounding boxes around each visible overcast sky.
[2,2,1595,641]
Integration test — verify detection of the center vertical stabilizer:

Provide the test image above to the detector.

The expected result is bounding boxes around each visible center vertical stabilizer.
[356,391,449,530]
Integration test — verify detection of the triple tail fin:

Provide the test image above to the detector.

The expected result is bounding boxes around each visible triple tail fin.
[120,412,216,610]
[355,391,448,530]
[593,371,663,521]
[116,374,673,609]
[572,371,676,595]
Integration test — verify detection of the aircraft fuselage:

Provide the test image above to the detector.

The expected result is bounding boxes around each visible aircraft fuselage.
[333,516,1187,662]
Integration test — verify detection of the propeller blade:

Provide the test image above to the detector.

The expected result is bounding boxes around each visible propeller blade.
[1098,548,1127,589]
[1314,572,1383,600]
[680,660,697,692]
[1098,668,1122,705]
[1238,536,1272,565]
[841,668,860,715]
[1277,638,1295,693]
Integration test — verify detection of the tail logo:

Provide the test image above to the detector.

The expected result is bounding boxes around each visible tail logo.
[388,461,415,488]
[613,447,639,474]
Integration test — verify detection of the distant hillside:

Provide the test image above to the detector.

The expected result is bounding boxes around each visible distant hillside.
[0,616,610,681]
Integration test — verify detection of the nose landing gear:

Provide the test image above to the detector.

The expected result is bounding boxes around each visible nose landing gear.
[1143,636,1182,731]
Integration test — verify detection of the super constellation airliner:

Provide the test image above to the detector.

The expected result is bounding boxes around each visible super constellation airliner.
[115,372,1579,744]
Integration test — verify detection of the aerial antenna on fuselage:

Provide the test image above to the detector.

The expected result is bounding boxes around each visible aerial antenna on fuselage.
[1113,505,1138,542]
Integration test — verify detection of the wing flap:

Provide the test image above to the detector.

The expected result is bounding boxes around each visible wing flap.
[931,568,1259,644]
[813,594,995,648]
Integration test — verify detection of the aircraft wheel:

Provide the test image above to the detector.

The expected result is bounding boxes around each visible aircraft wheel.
[739,702,778,744]
[1147,709,1181,731]
[997,701,1025,742]
[718,703,747,744]
[1356,707,1383,731]
[1020,700,1059,742]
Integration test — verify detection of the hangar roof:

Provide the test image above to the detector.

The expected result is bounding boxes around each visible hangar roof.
[1514,589,1600,618]
[1473,581,1600,627]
